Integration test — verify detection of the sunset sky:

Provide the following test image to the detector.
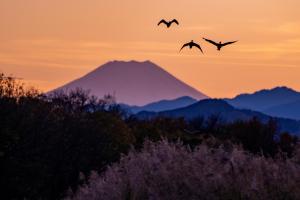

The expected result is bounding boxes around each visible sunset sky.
[1,0,300,98]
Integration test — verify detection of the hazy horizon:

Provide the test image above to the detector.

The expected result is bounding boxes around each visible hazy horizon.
[1,0,300,98]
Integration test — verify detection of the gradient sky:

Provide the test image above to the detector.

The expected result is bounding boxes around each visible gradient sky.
[1,0,300,98]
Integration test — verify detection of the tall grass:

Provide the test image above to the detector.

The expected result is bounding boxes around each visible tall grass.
[68,140,300,200]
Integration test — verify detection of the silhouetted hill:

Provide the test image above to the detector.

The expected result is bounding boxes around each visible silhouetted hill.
[121,96,197,114]
[52,60,208,106]
[264,100,300,120]
[137,99,300,135]
[225,86,300,120]
[225,87,300,111]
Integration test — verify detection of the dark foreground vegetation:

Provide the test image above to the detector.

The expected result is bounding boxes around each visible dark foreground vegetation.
[0,73,299,200]
[68,140,300,200]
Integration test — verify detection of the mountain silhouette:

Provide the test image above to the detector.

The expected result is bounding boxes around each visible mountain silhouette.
[137,99,300,135]
[225,87,300,111]
[121,96,197,114]
[264,100,300,120]
[52,60,208,106]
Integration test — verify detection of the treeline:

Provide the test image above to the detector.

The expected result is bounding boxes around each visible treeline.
[0,73,298,199]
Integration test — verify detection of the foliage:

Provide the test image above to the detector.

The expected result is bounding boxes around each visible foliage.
[68,140,300,200]
[0,75,134,199]
[0,73,39,99]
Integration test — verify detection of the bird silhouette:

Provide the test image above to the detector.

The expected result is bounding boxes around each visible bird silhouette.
[180,40,203,54]
[158,19,179,28]
[203,38,238,51]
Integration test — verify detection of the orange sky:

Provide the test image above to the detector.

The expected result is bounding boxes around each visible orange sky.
[1,0,300,98]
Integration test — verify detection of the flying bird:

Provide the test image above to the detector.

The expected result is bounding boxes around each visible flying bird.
[203,38,238,51]
[180,40,203,54]
[158,19,179,28]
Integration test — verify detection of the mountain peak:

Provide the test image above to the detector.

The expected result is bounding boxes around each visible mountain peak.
[235,86,298,98]
[108,60,152,65]
[186,99,234,112]
[226,86,300,111]
[136,98,300,135]
[53,60,208,106]
[137,99,236,120]
[271,86,296,92]
[123,96,198,113]
[96,60,169,75]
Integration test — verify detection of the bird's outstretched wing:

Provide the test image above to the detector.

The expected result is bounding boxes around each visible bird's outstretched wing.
[180,43,189,51]
[192,42,204,54]
[222,41,238,47]
[170,19,179,25]
[158,19,167,26]
[203,38,219,46]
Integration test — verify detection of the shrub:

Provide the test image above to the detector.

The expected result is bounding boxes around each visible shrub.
[69,140,300,200]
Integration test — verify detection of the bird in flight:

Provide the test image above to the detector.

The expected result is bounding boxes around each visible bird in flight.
[203,38,238,51]
[180,40,203,54]
[158,19,179,28]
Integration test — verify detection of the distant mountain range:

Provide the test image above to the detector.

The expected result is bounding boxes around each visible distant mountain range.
[51,60,300,131]
[264,100,300,120]
[225,87,300,120]
[122,86,300,121]
[136,99,300,135]
[52,60,208,106]
[121,96,197,114]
